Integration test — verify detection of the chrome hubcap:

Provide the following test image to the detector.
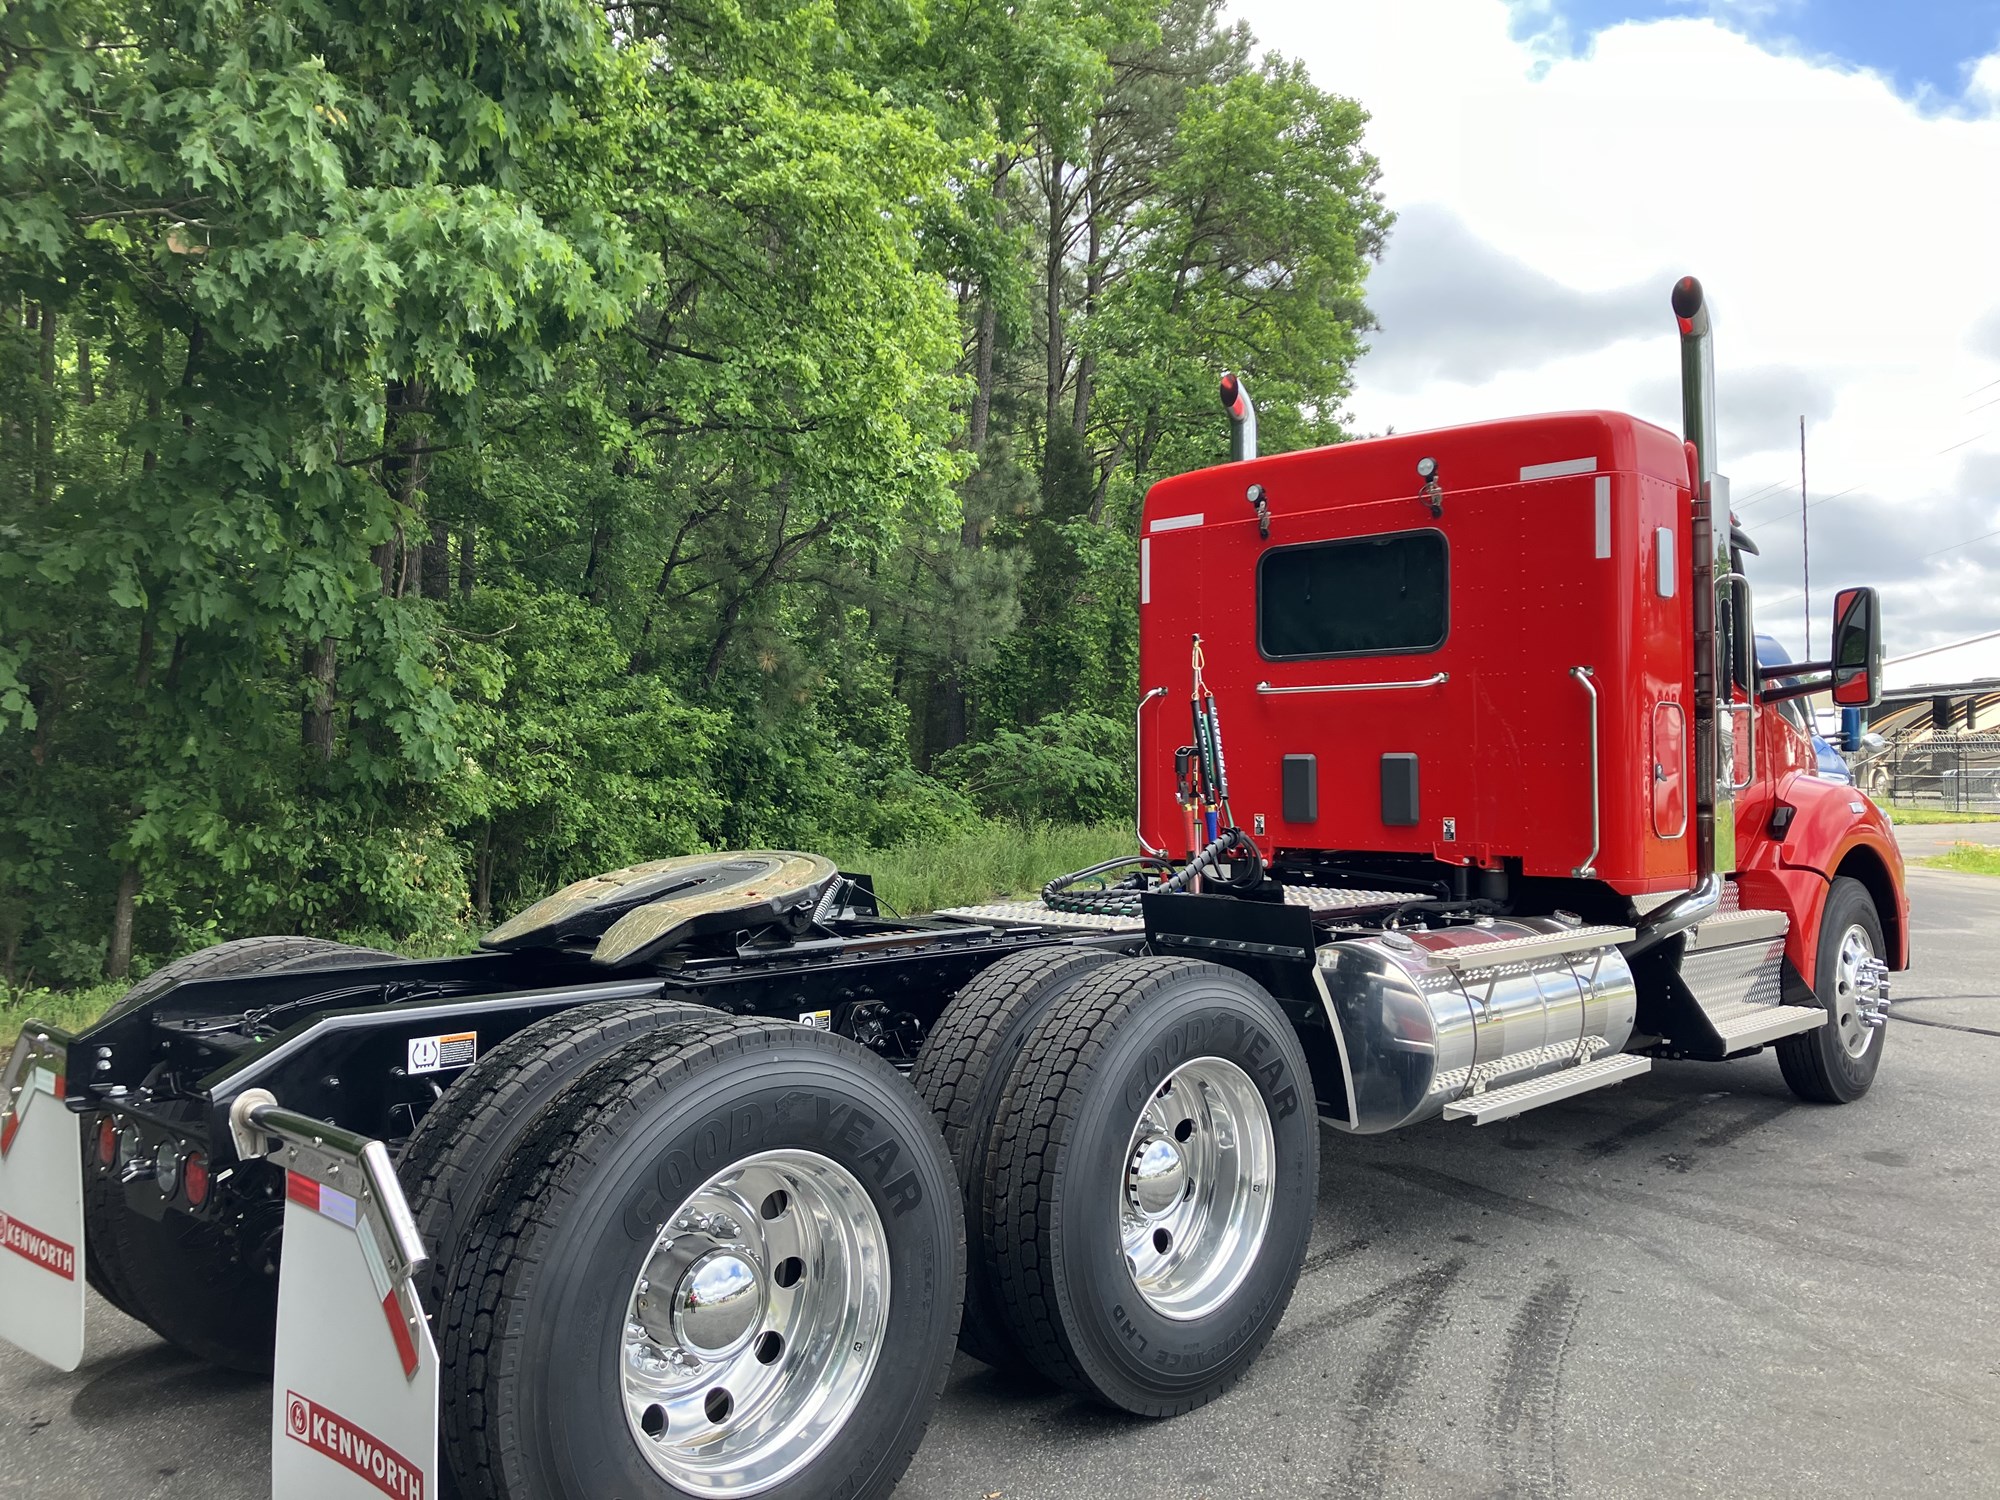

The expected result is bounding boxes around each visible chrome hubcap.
[1120,1056,1275,1321]
[620,1149,887,1496]
[1830,922,1889,1060]
[670,1251,762,1358]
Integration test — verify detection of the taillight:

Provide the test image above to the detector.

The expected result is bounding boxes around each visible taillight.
[183,1153,210,1208]
[95,1115,118,1167]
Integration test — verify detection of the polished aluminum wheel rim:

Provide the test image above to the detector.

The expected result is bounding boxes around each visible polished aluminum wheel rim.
[1830,921,1885,1060]
[1120,1055,1275,1321]
[620,1149,888,1496]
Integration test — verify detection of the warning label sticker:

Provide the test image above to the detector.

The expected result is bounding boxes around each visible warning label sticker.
[796,1009,832,1030]
[286,1391,425,1500]
[405,1032,477,1076]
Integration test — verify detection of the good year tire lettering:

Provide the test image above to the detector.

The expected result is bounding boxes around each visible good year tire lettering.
[624,1091,924,1240]
[1122,1014,1301,1120]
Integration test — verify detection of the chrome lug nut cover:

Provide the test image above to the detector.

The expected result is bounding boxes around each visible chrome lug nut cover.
[672,1250,762,1358]
[1128,1136,1188,1217]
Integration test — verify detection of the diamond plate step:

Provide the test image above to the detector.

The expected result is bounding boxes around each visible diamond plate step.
[1443,1054,1652,1125]
[1674,905,1805,1055]
[1430,923,1634,972]
[1707,1002,1825,1050]
[936,884,1410,932]
[933,902,1143,932]
[1684,906,1788,951]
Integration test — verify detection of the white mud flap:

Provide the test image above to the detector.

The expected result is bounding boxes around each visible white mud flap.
[0,1025,84,1372]
[230,1091,440,1500]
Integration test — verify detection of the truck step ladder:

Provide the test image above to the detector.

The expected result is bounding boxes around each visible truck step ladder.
[1674,906,1824,1056]
[1443,1053,1652,1125]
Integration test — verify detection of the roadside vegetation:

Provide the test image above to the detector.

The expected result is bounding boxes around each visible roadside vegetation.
[0,0,1389,992]
[1,821,1135,1040]
[1920,842,2000,876]
[1884,805,2000,824]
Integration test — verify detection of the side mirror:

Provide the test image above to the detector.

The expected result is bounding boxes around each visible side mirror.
[1830,586,1883,708]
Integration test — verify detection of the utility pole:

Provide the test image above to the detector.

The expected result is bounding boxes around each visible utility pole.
[1799,415,1811,656]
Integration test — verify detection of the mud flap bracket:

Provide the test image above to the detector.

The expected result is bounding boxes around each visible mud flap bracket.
[233,1091,440,1499]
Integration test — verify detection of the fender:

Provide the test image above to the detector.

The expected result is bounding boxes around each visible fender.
[1735,770,1909,984]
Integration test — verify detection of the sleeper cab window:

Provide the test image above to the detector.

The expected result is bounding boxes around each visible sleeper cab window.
[1258,529,1449,659]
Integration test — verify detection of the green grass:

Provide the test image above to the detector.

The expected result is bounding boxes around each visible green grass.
[1884,804,2000,825]
[0,982,126,1048]
[821,821,1137,917]
[1920,841,2000,876]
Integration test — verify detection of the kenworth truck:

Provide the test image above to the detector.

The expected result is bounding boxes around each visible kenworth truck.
[0,276,1904,1500]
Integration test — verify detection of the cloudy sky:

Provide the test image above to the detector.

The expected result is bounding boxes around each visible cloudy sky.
[1231,0,2000,687]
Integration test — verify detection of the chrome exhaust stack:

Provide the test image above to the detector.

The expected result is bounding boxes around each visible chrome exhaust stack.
[1631,275,1732,957]
[1219,372,1257,462]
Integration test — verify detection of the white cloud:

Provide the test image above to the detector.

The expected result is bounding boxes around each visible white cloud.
[1232,1,2000,677]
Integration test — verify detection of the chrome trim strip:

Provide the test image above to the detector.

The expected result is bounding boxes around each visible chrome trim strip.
[1520,457,1598,481]
[1150,513,1205,533]
[1255,672,1448,696]
[1136,686,1169,857]
[1571,665,1600,877]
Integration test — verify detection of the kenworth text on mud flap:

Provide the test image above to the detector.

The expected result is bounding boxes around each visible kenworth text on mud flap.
[0,275,1906,1500]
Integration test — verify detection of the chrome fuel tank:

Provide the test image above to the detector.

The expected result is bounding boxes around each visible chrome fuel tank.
[1313,918,1637,1133]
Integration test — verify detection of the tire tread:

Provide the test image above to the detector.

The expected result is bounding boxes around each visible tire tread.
[442,1015,961,1500]
[984,956,1288,1413]
[906,945,1118,1368]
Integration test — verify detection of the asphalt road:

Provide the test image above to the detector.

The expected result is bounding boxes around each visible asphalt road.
[4,865,1997,1499]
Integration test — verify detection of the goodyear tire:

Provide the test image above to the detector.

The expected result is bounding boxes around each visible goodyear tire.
[983,956,1317,1415]
[398,997,712,1314]
[86,936,397,1366]
[907,944,1119,1371]
[442,1016,963,1500]
[1777,876,1888,1104]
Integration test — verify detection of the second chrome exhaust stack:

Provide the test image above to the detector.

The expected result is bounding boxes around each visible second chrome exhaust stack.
[1219,372,1257,462]
[1633,274,1731,956]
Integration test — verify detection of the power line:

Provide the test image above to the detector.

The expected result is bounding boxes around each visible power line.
[1736,426,1999,526]
[1890,627,2000,666]
[1730,477,1798,513]
[1917,525,2000,561]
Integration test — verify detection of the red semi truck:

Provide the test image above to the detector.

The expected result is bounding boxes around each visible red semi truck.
[0,276,1903,1499]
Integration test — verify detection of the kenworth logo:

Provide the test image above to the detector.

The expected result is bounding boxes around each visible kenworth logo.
[0,1210,76,1281]
[285,1391,424,1500]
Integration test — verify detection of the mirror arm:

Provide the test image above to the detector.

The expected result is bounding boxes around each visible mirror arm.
[1761,675,1833,704]
[1757,659,1831,682]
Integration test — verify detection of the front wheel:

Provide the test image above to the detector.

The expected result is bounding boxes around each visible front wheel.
[1777,875,1889,1104]
[442,1016,963,1500]
[983,956,1318,1415]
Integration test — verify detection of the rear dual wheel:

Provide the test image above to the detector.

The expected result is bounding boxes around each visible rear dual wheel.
[440,1015,962,1500]
[907,944,1120,1370]
[977,956,1319,1414]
